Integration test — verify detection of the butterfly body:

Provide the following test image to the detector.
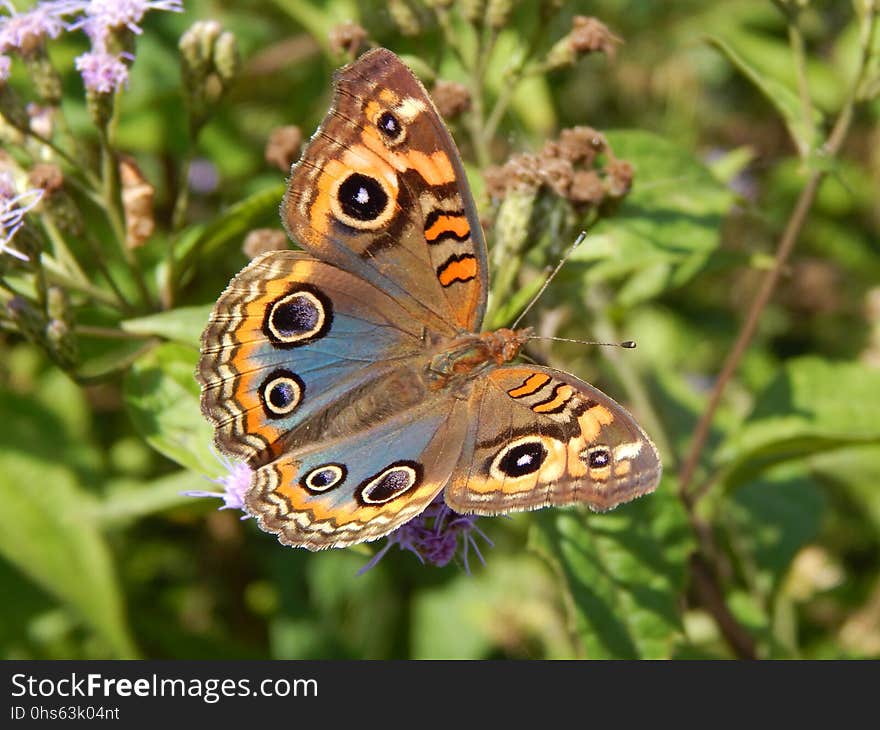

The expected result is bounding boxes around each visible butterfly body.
[197,49,661,551]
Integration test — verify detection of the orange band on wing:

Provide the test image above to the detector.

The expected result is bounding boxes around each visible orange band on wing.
[507,372,551,398]
[437,254,477,287]
[532,384,575,413]
[425,214,469,243]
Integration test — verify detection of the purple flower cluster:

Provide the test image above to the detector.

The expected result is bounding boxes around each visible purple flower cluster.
[185,456,493,572]
[358,495,492,574]
[0,0,183,94]
[1,171,43,262]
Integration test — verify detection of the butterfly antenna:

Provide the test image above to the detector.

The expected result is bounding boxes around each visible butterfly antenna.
[528,335,637,349]
[511,230,588,330]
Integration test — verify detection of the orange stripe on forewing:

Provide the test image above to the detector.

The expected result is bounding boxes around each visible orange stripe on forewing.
[533,384,575,413]
[425,215,469,242]
[437,255,477,286]
[507,373,551,398]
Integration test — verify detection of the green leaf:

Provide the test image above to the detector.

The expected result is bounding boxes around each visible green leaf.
[173,182,287,270]
[0,452,137,658]
[528,484,694,658]
[719,357,880,489]
[582,130,733,305]
[125,342,218,475]
[725,466,825,597]
[83,470,205,527]
[706,34,821,158]
[411,555,574,659]
[122,305,212,349]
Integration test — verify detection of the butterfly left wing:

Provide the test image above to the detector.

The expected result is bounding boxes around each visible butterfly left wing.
[445,366,661,514]
[282,48,488,333]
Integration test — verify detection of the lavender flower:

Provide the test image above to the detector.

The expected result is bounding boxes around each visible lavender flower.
[74,48,130,92]
[0,1,73,55]
[358,495,493,574]
[1,171,43,261]
[183,453,252,519]
[74,0,183,44]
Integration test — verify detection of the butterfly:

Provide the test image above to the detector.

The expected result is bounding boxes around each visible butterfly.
[196,48,661,551]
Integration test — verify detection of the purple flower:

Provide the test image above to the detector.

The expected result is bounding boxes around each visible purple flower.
[74,48,130,92]
[0,53,9,80]
[74,0,183,44]
[183,453,252,519]
[359,495,493,574]
[1,171,43,262]
[0,1,75,55]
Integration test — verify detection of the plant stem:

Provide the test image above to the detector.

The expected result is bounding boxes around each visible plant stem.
[41,255,122,309]
[678,7,877,500]
[99,132,153,309]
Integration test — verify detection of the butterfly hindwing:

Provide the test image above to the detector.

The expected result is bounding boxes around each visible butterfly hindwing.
[282,48,488,333]
[445,365,662,515]
[197,250,424,465]
[246,393,470,549]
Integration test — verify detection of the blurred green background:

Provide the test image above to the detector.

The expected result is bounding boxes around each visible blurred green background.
[1,0,879,659]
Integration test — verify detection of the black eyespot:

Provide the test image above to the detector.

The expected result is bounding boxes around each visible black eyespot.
[337,173,389,222]
[259,370,304,418]
[273,296,318,336]
[377,111,403,142]
[588,448,611,468]
[496,441,548,478]
[302,464,346,493]
[263,285,332,348]
[358,460,422,504]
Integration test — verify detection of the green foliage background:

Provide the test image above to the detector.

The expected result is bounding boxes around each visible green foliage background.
[1,0,879,659]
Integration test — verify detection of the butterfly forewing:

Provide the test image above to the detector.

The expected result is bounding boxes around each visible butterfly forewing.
[282,48,488,334]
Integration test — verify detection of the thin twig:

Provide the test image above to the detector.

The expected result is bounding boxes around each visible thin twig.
[678,7,877,500]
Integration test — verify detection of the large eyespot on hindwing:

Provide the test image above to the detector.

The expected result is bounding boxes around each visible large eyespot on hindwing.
[263,284,332,348]
[357,460,423,505]
[330,171,396,230]
[376,110,406,146]
[489,436,549,480]
[259,369,304,418]
[301,464,347,494]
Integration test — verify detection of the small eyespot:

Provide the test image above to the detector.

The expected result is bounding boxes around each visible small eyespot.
[492,438,548,479]
[358,461,422,504]
[302,464,346,493]
[260,370,304,418]
[377,110,405,144]
[337,173,389,222]
[264,285,332,347]
[586,447,611,469]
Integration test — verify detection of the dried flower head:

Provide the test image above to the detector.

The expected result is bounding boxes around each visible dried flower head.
[328,21,367,57]
[243,228,288,259]
[545,15,622,70]
[119,155,155,249]
[359,494,493,574]
[485,126,632,209]
[568,16,622,59]
[265,125,302,171]
[432,79,471,119]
